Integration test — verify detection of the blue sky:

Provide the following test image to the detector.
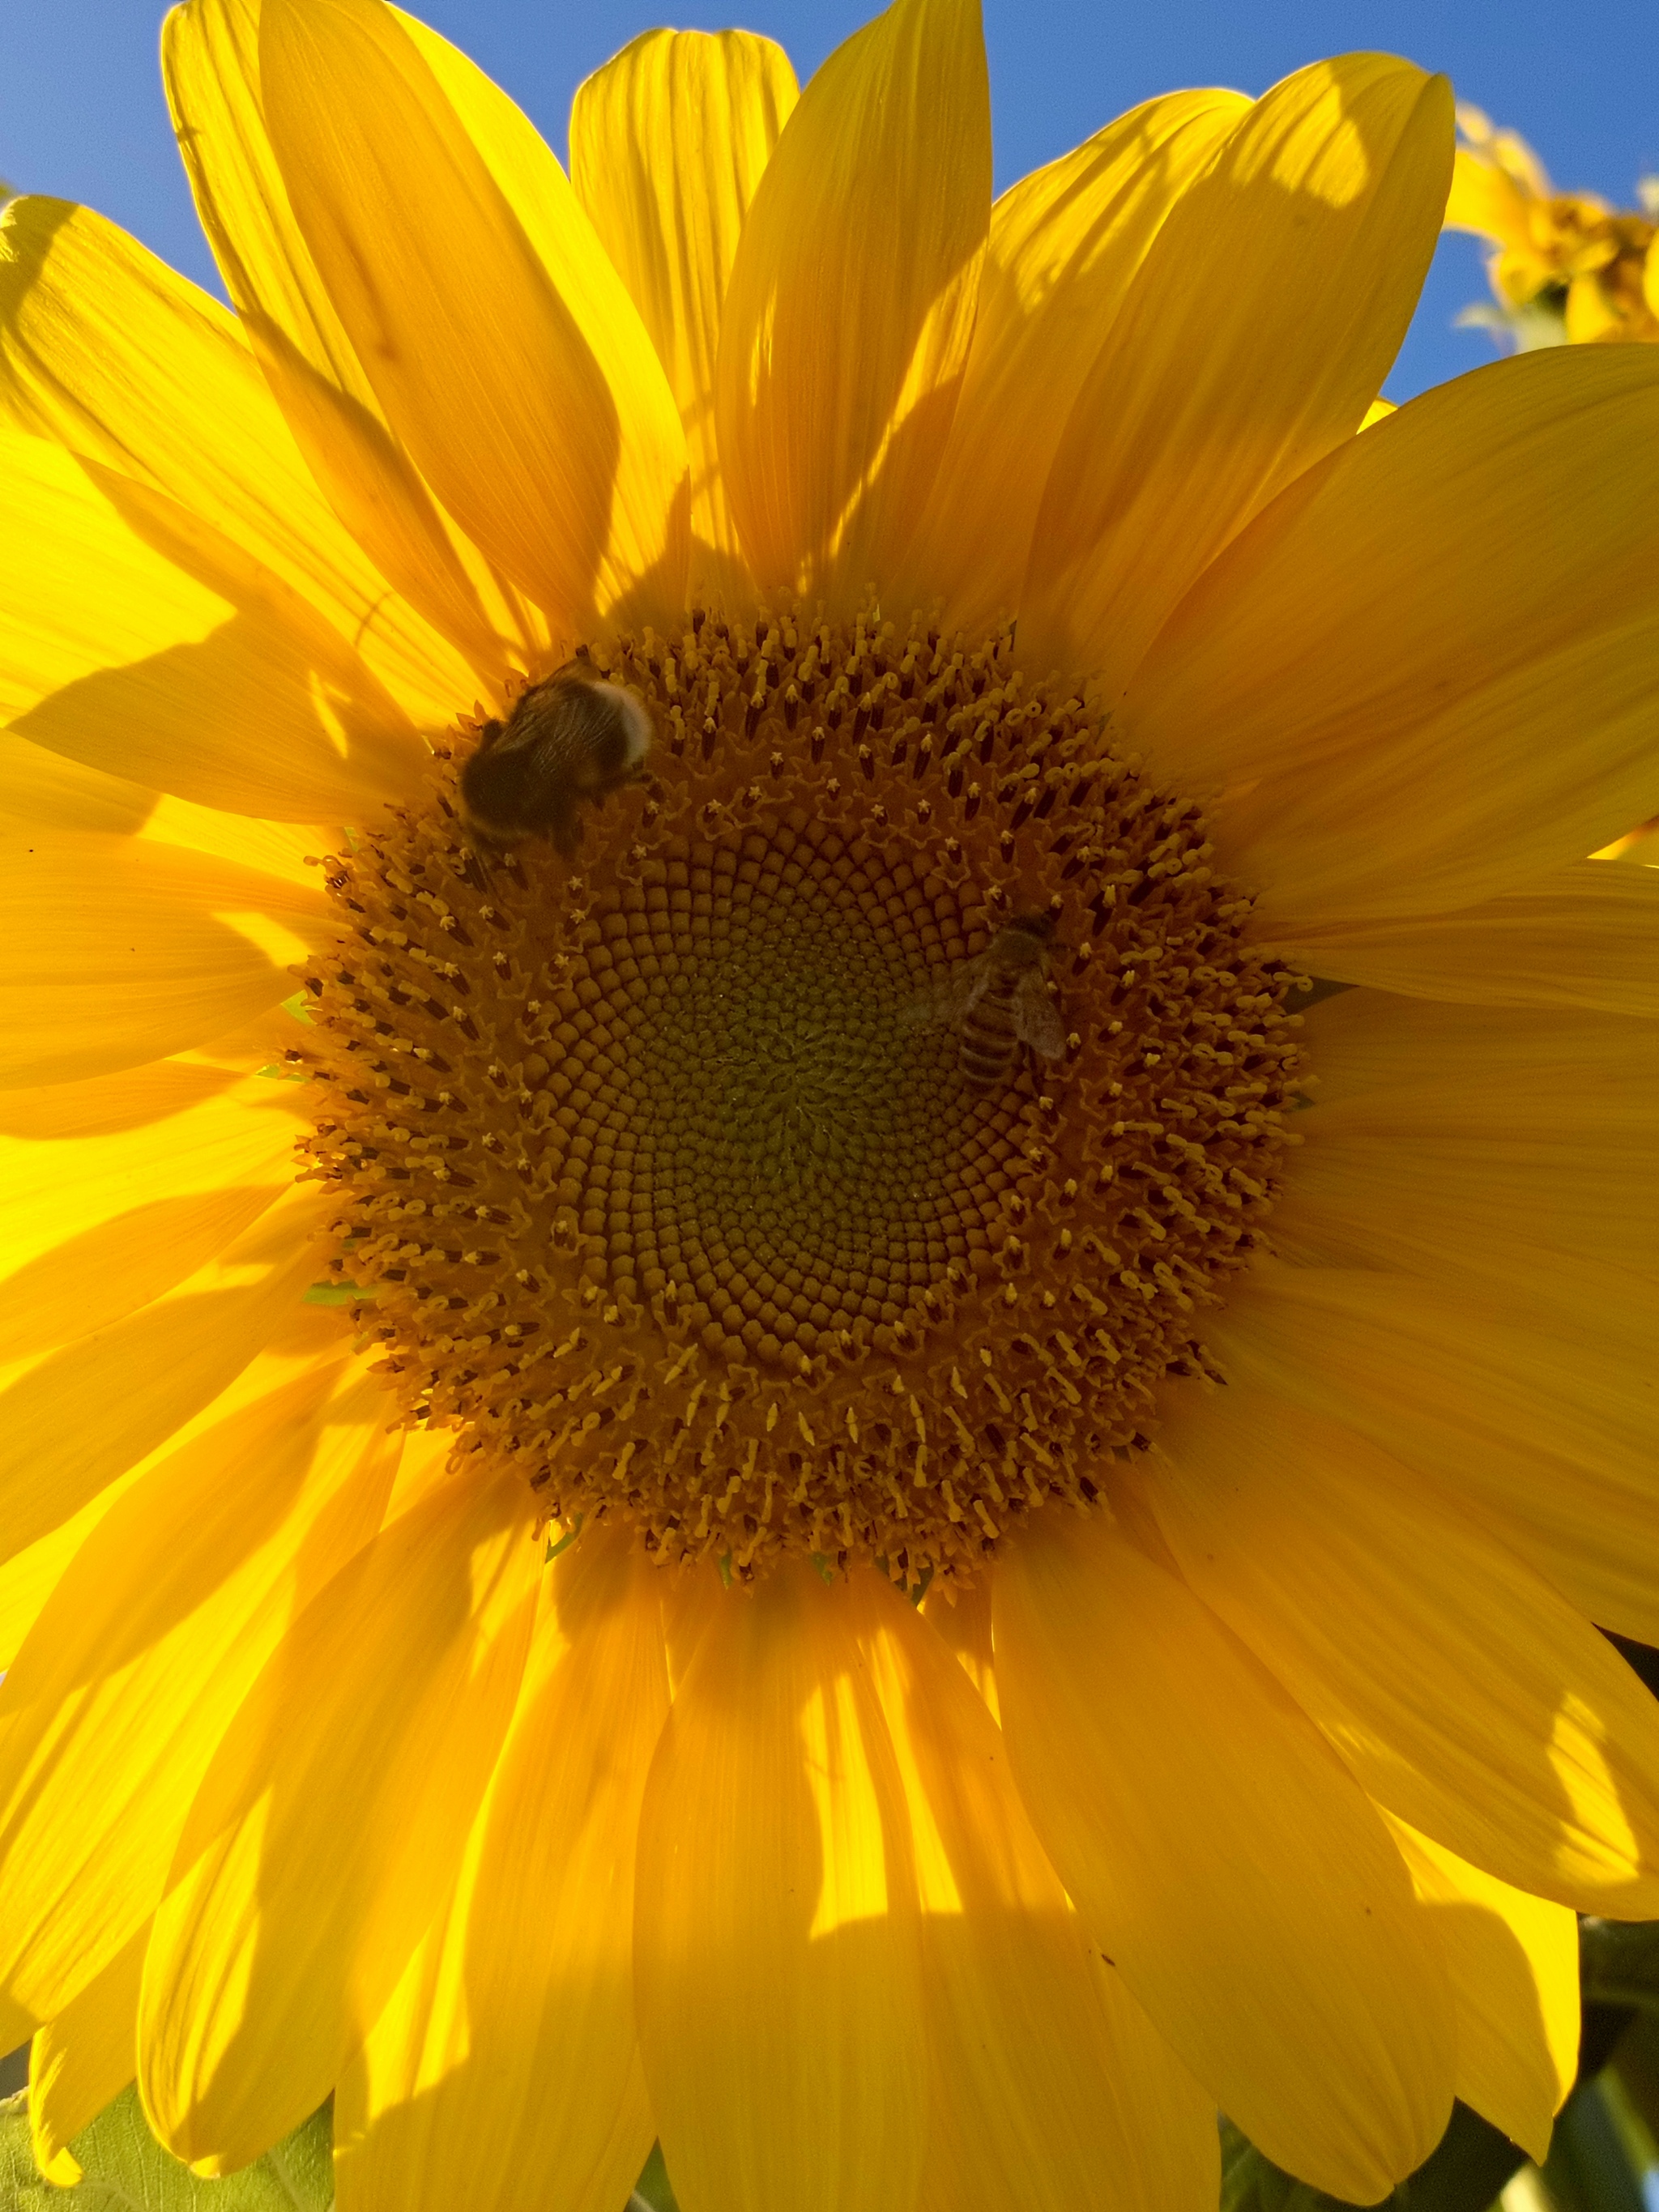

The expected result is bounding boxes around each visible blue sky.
[3,0,1656,400]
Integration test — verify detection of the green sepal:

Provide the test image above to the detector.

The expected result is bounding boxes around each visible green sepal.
[630,2142,681,2212]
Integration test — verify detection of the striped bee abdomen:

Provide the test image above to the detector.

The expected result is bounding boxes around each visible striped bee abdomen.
[958,973,1022,1093]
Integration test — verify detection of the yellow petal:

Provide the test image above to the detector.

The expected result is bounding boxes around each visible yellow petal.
[920,1569,998,1720]
[1281,1116,1650,1289]
[0,1197,323,1567]
[1123,346,1659,933]
[0,1058,242,1138]
[1022,57,1452,684]
[258,0,686,637]
[0,734,305,881]
[0,419,429,820]
[0,727,156,837]
[901,89,1249,633]
[0,823,331,1087]
[660,1555,723,1696]
[174,1295,358,1390]
[1,496,424,848]
[714,0,991,603]
[29,1930,145,2185]
[1267,950,1659,1251]
[162,0,529,684]
[0,1993,34,2059]
[996,1507,1455,2202]
[0,425,213,722]
[571,29,798,605]
[133,799,320,887]
[0,194,470,735]
[1273,942,1659,1230]
[1452,108,1550,199]
[1273,857,1659,1012]
[0,1359,397,2023]
[1148,1379,1659,1915]
[138,1468,539,2172]
[1444,142,1535,248]
[377,1419,464,1528]
[0,1492,126,1673]
[1384,1815,1578,2164]
[334,1525,665,2212]
[1596,820,1659,863]
[1,1303,352,1671]
[1288,988,1657,1273]
[864,1571,1218,2212]
[1207,1257,1659,1649]
[1272,1175,1656,1370]
[1566,270,1623,343]
[0,1068,302,1362]
[633,1562,927,2212]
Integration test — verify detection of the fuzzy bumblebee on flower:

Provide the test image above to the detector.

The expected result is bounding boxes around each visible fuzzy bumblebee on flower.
[1,2,1657,2209]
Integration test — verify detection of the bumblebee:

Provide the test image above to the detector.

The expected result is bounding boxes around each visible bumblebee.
[458,663,653,856]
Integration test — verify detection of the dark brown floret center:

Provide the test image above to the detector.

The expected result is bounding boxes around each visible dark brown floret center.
[292,607,1303,1583]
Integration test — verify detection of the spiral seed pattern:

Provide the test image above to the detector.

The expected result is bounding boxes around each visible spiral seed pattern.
[293,607,1304,1583]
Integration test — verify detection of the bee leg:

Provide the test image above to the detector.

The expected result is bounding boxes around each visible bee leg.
[550,804,583,860]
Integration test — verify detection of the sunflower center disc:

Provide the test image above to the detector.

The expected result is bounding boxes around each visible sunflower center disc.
[295,609,1303,1582]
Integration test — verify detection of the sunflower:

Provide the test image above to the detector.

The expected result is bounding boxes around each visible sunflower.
[1448,103,1659,347]
[2,0,1658,2206]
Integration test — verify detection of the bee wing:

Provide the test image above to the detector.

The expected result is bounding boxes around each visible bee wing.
[899,954,987,1031]
[1013,971,1067,1057]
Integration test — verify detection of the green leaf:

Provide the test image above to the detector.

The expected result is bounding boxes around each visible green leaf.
[1537,2077,1648,2212]
[1609,2010,1659,2137]
[1581,1918,1659,2016]
[0,2096,53,2212]
[0,2086,333,2211]
[1221,2104,1528,2212]
[1389,2103,1529,2212]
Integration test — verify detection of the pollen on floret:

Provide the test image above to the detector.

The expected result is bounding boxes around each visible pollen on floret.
[290,604,1303,1584]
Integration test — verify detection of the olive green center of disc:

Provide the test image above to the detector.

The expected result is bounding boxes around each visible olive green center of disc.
[561,833,1029,1360]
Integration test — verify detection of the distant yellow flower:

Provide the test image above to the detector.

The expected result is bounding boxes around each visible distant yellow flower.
[1,4,1658,2211]
[1448,102,1659,345]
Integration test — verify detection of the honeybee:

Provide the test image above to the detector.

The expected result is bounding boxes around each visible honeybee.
[458,663,652,856]
[906,912,1066,1094]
